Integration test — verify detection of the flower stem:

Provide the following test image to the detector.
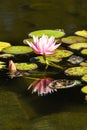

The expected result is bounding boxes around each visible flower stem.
[43,54,49,69]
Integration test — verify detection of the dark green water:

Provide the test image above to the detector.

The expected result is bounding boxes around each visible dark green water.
[0,0,87,130]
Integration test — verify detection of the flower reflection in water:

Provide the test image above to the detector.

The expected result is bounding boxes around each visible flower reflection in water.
[28,77,57,96]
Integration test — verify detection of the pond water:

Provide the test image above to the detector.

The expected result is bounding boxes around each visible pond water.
[0,0,87,130]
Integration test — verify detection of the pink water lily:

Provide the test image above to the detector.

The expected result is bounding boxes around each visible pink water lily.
[28,78,57,96]
[26,35,61,55]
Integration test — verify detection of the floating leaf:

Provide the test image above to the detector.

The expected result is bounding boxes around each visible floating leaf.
[62,36,87,44]
[65,66,87,76]
[29,29,65,38]
[15,63,38,71]
[82,75,87,82]
[3,46,32,54]
[0,64,6,69]
[69,43,87,50]
[0,41,11,52]
[81,86,87,94]
[75,30,87,38]
[0,54,14,58]
[67,55,84,64]
[55,49,73,58]
[31,55,62,64]
[80,61,87,66]
[48,79,81,89]
[81,49,87,55]
[0,61,5,64]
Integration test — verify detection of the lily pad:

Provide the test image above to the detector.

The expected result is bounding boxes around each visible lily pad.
[69,43,87,50]
[15,63,38,71]
[75,30,87,38]
[29,29,65,38]
[0,41,11,52]
[62,36,87,44]
[80,61,87,66]
[48,79,81,89]
[81,49,87,55]
[65,66,87,76]
[82,75,87,82]
[30,55,62,64]
[81,86,87,94]
[0,54,14,58]
[3,46,32,54]
[0,64,6,69]
[54,49,73,58]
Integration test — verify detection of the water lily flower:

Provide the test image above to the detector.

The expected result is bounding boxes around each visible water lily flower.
[28,77,57,96]
[26,35,61,55]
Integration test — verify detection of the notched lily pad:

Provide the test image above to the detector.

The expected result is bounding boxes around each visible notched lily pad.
[48,79,81,89]
[75,30,87,38]
[15,63,38,71]
[3,46,32,54]
[54,49,73,58]
[62,36,87,44]
[69,43,87,50]
[81,49,87,55]
[29,29,65,38]
[81,86,87,94]
[30,55,62,64]
[82,75,87,82]
[0,41,11,52]
[65,66,87,76]
[67,55,84,64]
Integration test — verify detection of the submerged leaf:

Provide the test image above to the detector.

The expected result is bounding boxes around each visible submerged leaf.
[15,63,38,71]
[69,43,87,50]
[65,66,87,76]
[75,30,87,38]
[67,55,84,64]
[29,29,65,38]
[0,41,11,52]
[3,46,32,54]
[62,36,87,44]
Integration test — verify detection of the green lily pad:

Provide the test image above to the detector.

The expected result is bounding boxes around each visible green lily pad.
[0,41,11,52]
[62,36,87,44]
[3,46,32,54]
[69,43,87,50]
[80,61,87,66]
[31,55,62,64]
[82,75,87,82]
[29,29,65,38]
[54,49,73,58]
[75,30,87,38]
[65,66,87,76]
[0,64,6,69]
[0,61,5,64]
[15,63,38,71]
[81,86,87,94]
[81,49,87,55]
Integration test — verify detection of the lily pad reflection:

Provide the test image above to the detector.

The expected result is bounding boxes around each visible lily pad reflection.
[48,79,81,89]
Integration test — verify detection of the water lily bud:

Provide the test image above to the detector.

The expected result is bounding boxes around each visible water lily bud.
[8,60,17,73]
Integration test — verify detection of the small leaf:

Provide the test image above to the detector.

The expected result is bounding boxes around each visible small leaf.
[0,41,11,52]
[3,46,32,54]
[81,86,87,94]
[75,30,87,38]
[29,29,65,38]
[82,75,87,82]
[0,54,14,58]
[81,49,87,55]
[80,61,87,66]
[15,63,38,71]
